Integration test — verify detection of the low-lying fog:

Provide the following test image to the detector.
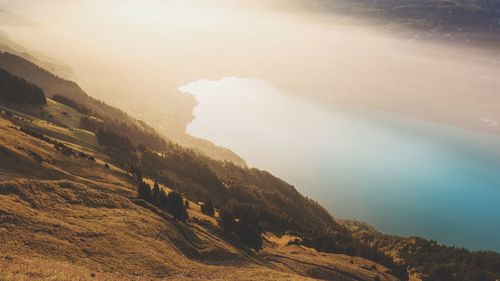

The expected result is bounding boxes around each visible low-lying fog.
[1,0,500,250]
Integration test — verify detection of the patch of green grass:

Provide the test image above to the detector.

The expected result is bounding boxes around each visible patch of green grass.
[73,128,98,147]
[42,99,83,128]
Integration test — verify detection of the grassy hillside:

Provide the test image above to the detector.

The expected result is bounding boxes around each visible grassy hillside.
[0,107,398,281]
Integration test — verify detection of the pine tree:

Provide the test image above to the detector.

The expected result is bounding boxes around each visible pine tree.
[0,68,46,105]
[201,200,215,217]
[166,191,188,221]
[237,214,263,251]
[158,189,169,210]
[137,181,151,201]
[152,181,161,203]
[130,165,143,182]
[218,208,236,234]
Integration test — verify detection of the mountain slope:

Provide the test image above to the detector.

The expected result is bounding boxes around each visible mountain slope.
[0,51,246,166]
[0,111,397,281]
[0,91,339,243]
[2,46,500,281]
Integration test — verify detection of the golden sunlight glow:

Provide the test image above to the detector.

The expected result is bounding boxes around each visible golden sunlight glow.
[3,0,500,142]
[83,0,220,27]
[116,3,161,25]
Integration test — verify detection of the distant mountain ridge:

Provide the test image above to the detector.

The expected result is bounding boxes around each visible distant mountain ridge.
[271,0,500,46]
[333,0,500,25]
[297,0,500,28]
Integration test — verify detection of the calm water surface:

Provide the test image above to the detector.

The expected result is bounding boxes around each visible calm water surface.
[180,77,500,252]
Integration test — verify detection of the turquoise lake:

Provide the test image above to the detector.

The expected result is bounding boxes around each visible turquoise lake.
[180,77,500,252]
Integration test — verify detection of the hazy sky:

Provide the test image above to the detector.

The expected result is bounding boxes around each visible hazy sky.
[1,0,500,136]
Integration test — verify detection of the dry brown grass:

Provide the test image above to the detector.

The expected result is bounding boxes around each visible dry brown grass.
[265,233,302,247]
[261,245,398,281]
[0,256,121,281]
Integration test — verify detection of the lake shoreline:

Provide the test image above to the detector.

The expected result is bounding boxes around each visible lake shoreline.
[182,77,500,252]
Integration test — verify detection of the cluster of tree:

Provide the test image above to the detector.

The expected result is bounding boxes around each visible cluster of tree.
[96,127,137,165]
[52,94,91,114]
[19,126,95,161]
[54,142,95,161]
[426,263,498,281]
[80,116,102,132]
[28,150,45,162]
[82,117,170,153]
[349,226,500,281]
[137,181,188,221]
[137,147,338,236]
[137,148,343,239]
[102,121,170,152]
[0,68,46,105]
[402,240,500,281]
[207,161,336,233]
[20,126,50,142]
[287,229,408,280]
[218,203,263,251]
[141,150,225,195]
[200,200,215,216]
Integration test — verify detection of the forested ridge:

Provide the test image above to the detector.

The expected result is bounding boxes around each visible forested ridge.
[342,220,500,281]
[0,67,45,105]
[0,51,154,133]
[0,51,246,165]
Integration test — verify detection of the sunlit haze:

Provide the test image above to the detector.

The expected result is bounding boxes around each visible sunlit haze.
[2,0,499,137]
